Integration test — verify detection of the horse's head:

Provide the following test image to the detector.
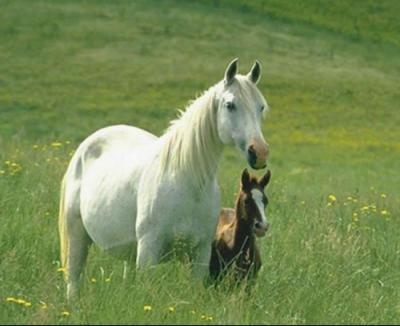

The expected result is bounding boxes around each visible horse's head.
[216,58,270,169]
[239,168,271,237]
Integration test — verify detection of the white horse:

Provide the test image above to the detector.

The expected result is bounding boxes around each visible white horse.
[59,58,270,300]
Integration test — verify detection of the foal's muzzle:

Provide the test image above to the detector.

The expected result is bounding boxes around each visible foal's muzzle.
[254,221,269,237]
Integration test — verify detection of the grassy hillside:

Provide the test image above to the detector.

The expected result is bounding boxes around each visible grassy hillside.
[0,0,399,324]
[203,0,400,47]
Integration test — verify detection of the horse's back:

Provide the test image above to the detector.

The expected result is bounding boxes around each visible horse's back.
[65,124,158,255]
[78,124,157,158]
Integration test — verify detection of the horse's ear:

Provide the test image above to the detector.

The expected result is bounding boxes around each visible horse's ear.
[224,58,238,85]
[247,60,261,84]
[241,168,251,192]
[259,170,271,189]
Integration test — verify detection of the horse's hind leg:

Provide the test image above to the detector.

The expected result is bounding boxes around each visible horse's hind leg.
[60,176,92,301]
[65,211,92,301]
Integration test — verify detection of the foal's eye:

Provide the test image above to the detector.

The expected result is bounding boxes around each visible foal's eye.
[226,102,236,112]
[260,105,265,112]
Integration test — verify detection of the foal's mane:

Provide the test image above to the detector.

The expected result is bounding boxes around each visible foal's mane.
[158,84,221,188]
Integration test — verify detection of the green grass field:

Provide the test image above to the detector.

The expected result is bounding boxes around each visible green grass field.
[1,0,399,324]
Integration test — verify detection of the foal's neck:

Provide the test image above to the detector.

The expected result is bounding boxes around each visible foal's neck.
[232,194,254,252]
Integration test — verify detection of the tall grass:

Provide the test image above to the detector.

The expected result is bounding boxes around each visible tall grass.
[0,0,399,324]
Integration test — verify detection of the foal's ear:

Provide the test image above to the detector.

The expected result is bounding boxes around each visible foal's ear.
[259,170,271,189]
[247,60,261,84]
[224,58,238,85]
[241,168,251,192]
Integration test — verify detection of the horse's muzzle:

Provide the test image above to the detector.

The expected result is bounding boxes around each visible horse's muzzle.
[247,141,269,169]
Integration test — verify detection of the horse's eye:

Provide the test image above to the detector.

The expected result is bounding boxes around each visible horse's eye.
[226,102,236,112]
[260,105,265,112]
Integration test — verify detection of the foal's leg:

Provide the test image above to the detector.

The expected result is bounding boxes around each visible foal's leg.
[65,211,92,301]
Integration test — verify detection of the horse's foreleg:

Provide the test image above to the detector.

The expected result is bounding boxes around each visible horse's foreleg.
[192,241,213,281]
[136,234,162,270]
[65,214,92,301]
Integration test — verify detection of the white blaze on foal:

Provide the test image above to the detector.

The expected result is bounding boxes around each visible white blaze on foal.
[251,188,269,237]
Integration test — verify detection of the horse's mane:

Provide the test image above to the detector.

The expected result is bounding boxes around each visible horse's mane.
[157,76,267,189]
[158,84,222,188]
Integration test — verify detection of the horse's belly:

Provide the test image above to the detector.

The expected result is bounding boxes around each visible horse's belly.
[81,165,138,252]
[78,126,158,253]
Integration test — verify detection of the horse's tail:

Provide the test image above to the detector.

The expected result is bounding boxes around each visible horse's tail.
[58,173,68,279]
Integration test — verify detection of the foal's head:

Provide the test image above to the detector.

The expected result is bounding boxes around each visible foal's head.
[238,169,271,237]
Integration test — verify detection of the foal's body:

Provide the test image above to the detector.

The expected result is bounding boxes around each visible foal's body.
[210,208,262,280]
[210,169,271,281]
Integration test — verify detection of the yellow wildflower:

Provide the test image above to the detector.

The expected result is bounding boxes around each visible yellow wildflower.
[381,193,387,198]
[6,297,32,306]
[57,267,66,273]
[143,305,152,312]
[328,195,337,203]
[61,310,70,317]
[352,212,359,222]
[201,314,214,321]
[381,210,390,216]
[105,277,111,282]
[168,306,176,313]
[51,142,62,148]
[90,277,97,283]
[6,297,17,303]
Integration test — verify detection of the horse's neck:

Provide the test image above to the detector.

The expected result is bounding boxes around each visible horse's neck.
[231,197,254,253]
[160,87,223,188]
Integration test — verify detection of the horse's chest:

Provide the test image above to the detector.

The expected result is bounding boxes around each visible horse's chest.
[137,180,220,241]
[163,195,217,234]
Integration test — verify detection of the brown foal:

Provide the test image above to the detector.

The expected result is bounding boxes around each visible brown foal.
[209,169,271,282]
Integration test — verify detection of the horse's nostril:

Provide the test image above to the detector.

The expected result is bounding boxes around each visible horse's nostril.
[248,145,255,155]
[247,146,257,165]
